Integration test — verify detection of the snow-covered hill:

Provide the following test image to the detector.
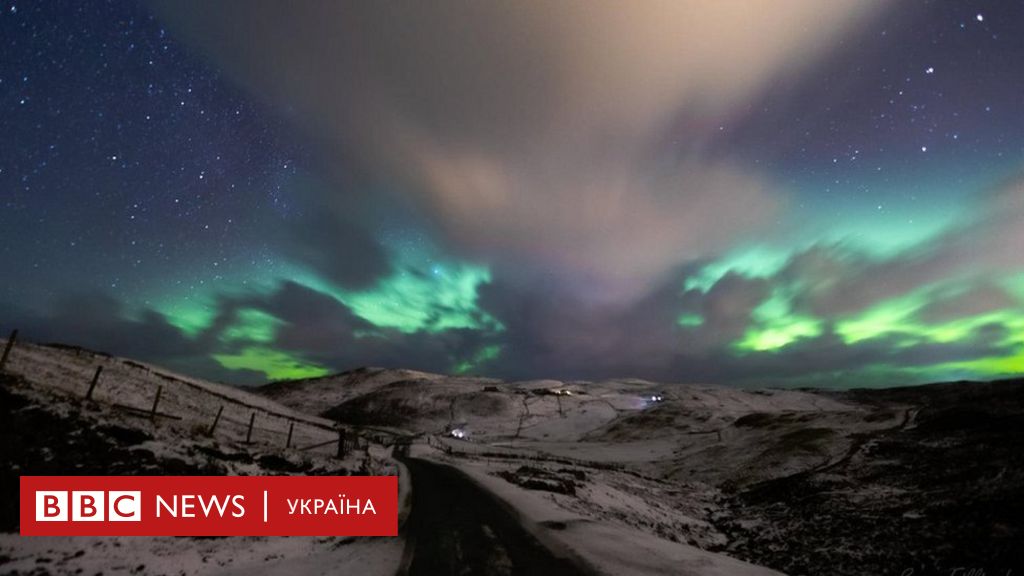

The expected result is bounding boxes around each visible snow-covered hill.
[256,366,892,488]
[0,340,405,576]
[5,338,1021,575]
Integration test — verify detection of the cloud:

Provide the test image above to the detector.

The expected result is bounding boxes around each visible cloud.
[153,0,880,301]
[2,291,208,365]
[917,284,1018,325]
[679,273,771,351]
[778,177,1024,318]
[473,175,1024,384]
[666,328,1018,387]
[0,283,499,384]
[465,272,663,380]
[201,281,500,380]
[17,2,1015,388]
[275,177,390,289]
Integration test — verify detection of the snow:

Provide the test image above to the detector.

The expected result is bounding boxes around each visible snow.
[1,340,405,576]
[3,341,903,575]
[0,534,403,576]
[427,455,783,576]
[3,341,341,455]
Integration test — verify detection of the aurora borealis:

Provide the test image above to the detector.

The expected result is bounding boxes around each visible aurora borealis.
[2,1,1023,387]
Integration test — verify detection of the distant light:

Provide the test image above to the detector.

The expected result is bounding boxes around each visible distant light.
[925,67,934,75]
[450,428,466,439]
[976,13,984,22]
[921,146,928,152]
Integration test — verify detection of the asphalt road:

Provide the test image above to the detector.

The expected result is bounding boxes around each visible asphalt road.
[397,456,594,576]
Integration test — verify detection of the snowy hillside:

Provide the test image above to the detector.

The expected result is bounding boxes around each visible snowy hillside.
[257,367,893,488]
[4,338,1022,575]
[258,366,1024,574]
[0,340,405,576]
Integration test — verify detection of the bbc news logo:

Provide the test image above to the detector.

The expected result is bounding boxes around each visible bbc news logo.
[35,491,141,522]
[21,476,397,536]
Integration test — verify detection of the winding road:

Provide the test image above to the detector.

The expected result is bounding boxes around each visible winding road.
[396,455,593,576]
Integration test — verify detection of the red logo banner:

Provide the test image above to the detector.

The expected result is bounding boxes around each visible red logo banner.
[20,476,398,536]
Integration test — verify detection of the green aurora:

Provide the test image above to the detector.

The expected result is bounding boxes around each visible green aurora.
[6,1,1024,388]
[134,234,1024,384]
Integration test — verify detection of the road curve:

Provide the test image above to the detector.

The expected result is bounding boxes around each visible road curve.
[396,456,595,576]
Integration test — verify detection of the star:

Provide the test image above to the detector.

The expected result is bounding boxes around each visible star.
[3,0,1024,389]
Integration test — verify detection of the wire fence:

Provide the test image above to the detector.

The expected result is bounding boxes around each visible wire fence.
[0,329,399,459]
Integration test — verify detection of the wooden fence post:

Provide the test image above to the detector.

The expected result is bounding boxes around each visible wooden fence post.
[0,329,18,371]
[286,421,295,448]
[149,386,162,419]
[208,405,224,436]
[245,411,256,444]
[85,366,103,400]
[337,428,346,459]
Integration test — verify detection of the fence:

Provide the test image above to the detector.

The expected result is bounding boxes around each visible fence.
[0,329,386,459]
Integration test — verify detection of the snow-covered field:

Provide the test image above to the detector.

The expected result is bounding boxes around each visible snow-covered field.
[5,338,1016,575]
[5,534,403,576]
[4,341,341,453]
[0,341,403,575]
[255,364,910,575]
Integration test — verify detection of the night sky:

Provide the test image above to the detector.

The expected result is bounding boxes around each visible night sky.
[2,1,1023,387]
